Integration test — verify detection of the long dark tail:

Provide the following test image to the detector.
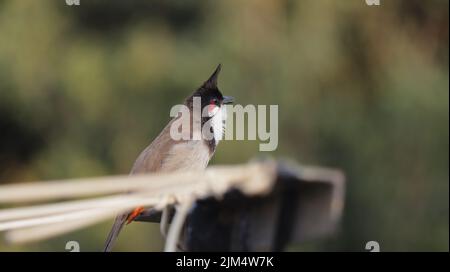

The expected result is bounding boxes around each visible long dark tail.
[103,213,128,252]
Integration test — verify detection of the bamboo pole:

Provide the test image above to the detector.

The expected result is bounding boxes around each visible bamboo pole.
[0,162,278,244]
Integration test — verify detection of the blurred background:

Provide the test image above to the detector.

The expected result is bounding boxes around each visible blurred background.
[0,0,448,251]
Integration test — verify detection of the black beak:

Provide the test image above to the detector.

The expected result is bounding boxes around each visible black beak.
[222,96,234,104]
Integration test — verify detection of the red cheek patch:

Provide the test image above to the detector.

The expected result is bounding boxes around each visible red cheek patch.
[208,103,216,113]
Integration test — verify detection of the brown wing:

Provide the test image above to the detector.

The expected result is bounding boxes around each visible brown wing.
[130,117,212,174]
[103,120,176,252]
[103,117,212,251]
[130,119,180,174]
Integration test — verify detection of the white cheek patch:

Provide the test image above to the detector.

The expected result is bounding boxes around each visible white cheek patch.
[210,106,226,144]
[208,105,219,117]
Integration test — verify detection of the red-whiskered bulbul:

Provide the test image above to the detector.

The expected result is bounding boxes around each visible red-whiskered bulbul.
[103,64,233,252]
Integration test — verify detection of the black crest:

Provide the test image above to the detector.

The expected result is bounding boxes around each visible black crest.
[201,64,221,89]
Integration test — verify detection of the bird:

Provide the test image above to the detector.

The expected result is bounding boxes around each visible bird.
[103,64,233,252]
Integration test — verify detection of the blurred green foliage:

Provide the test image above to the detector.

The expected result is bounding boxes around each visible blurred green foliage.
[0,0,448,251]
